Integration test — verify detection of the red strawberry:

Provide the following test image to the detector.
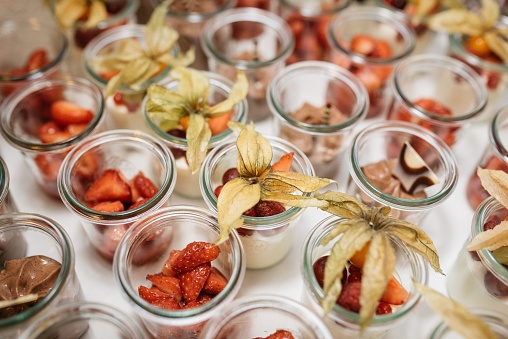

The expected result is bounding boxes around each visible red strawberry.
[35,153,64,182]
[171,242,220,274]
[133,171,158,199]
[162,250,181,277]
[152,298,181,310]
[50,100,94,126]
[75,151,100,181]
[25,49,49,71]
[138,286,180,310]
[90,201,125,213]
[271,152,294,172]
[254,201,285,217]
[347,271,362,284]
[254,329,295,339]
[99,225,127,261]
[242,207,257,217]
[84,169,132,204]
[414,98,452,116]
[146,273,182,302]
[350,35,376,56]
[128,198,150,210]
[214,185,223,197]
[65,123,89,137]
[376,302,393,315]
[179,263,211,303]
[38,121,72,144]
[203,267,228,295]
[337,282,362,313]
[380,277,408,305]
[181,293,213,309]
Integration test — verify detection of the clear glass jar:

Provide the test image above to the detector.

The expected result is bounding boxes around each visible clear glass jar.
[328,6,416,119]
[386,54,488,147]
[0,76,105,199]
[202,8,293,122]
[447,197,508,315]
[0,19,67,104]
[152,0,236,71]
[0,213,83,338]
[466,106,508,210]
[200,295,333,338]
[143,71,247,199]
[277,0,351,64]
[347,121,458,225]
[200,135,315,269]
[0,157,18,214]
[267,60,368,179]
[301,215,429,338]
[58,130,176,262]
[19,302,147,339]
[113,205,245,339]
[50,0,139,76]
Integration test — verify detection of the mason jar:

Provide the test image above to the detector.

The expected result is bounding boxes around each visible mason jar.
[0,157,18,214]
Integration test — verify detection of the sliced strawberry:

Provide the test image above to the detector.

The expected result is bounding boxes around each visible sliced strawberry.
[75,151,100,181]
[65,123,89,137]
[50,100,94,126]
[337,281,361,313]
[203,267,228,295]
[35,153,64,181]
[162,250,181,277]
[147,273,182,302]
[171,242,220,274]
[372,40,392,59]
[271,152,294,172]
[179,263,211,303]
[84,169,132,204]
[254,329,296,339]
[132,171,158,199]
[181,293,213,309]
[214,185,223,197]
[99,225,127,261]
[350,35,376,56]
[25,49,49,72]
[100,69,120,81]
[38,121,72,144]
[254,201,285,217]
[90,200,124,213]
[413,98,452,116]
[139,285,176,304]
[152,298,181,310]
[128,198,150,210]
[380,277,408,305]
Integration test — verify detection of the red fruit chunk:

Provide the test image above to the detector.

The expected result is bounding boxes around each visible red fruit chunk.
[25,49,49,71]
[138,286,181,310]
[50,100,94,126]
[372,40,392,59]
[254,329,296,339]
[66,123,89,137]
[214,185,223,197]
[376,302,393,315]
[152,298,181,310]
[271,152,294,172]
[147,274,182,301]
[203,267,228,295]
[222,168,240,184]
[414,98,452,117]
[133,172,158,199]
[90,201,124,213]
[162,250,181,277]
[242,207,257,217]
[38,121,72,144]
[348,264,361,273]
[128,198,150,210]
[347,271,362,284]
[255,201,286,217]
[313,255,328,288]
[35,153,64,181]
[171,241,220,274]
[337,282,362,313]
[179,263,211,303]
[484,219,500,231]
[100,225,127,261]
[84,169,132,204]
[350,35,376,56]
[181,293,213,309]
[380,277,408,305]
[484,270,508,298]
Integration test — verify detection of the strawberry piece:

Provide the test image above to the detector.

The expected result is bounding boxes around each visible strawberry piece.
[181,293,213,309]
[214,185,223,197]
[376,302,393,315]
[138,285,180,310]
[242,207,257,217]
[222,168,240,184]
[372,40,392,59]
[75,151,100,181]
[65,123,89,137]
[100,69,120,81]
[50,100,94,126]
[128,198,150,210]
[350,35,376,56]
[380,277,408,305]
[254,329,296,339]
[271,152,294,172]
[99,225,127,261]
[147,273,182,302]
[337,281,361,313]
[413,98,452,117]
[38,121,72,144]
[347,271,362,284]
[162,250,181,277]
[132,171,158,199]
[90,201,124,213]
[171,242,220,274]
[84,169,132,204]
[203,267,228,295]
[208,111,232,136]
[179,263,211,303]
[25,49,49,71]
[254,201,285,217]
[35,153,64,181]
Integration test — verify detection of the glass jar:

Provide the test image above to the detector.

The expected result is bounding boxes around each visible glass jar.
[0,157,18,214]
[50,0,139,75]
[113,205,245,339]
[347,121,458,225]
[202,8,294,122]
[386,54,488,147]
[0,76,105,199]
[447,197,508,315]
[0,213,82,338]
[267,60,368,179]
[301,215,429,338]
[151,0,236,71]
[200,295,333,339]
[19,302,147,339]
[466,106,508,210]
[0,19,67,104]
[58,130,176,262]
[328,6,416,119]
[200,135,315,269]
[277,0,351,64]
[143,71,247,199]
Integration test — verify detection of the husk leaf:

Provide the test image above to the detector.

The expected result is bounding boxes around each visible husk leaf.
[171,67,210,109]
[413,0,439,24]
[186,113,212,174]
[477,168,508,209]
[428,9,484,36]
[321,220,358,246]
[467,221,508,251]
[54,0,87,29]
[263,172,335,193]
[314,190,367,219]
[84,0,108,28]
[485,28,508,64]
[145,84,189,119]
[480,0,500,29]
[236,123,272,177]
[260,190,329,208]
[209,72,249,116]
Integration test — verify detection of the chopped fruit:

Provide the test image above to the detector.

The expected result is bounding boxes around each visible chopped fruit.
[128,198,150,210]
[90,201,125,213]
[465,35,491,58]
[271,152,294,172]
[100,69,120,81]
[171,242,221,274]
[180,263,212,303]
[414,98,452,117]
[74,151,100,181]
[38,121,72,144]
[147,274,182,301]
[255,201,286,217]
[337,282,362,313]
[242,207,257,217]
[222,168,240,184]
[312,255,328,288]
[181,293,213,309]
[99,226,127,261]
[162,250,182,277]
[371,40,392,59]
[348,264,361,273]
[208,111,232,136]
[254,329,296,339]
[35,153,64,181]
[349,242,370,268]
[347,271,362,284]
[25,49,49,72]
[203,267,228,295]
[380,276,408,305]
[65,123,89,136]
[214,185,223,197]
[132,172,158,199]
[138,285,175,304]
[350,35,376,56]
[376,302,393,315]
[179,116,190,131]
[84,169,132,204]
[50,100,94,126]
[484,270,508,298]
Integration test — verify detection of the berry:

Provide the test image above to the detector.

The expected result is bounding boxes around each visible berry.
[242,207,257,217]
[75,151,100,181]
[484,270,508,298]
[348,264,361,273]
[38,121,72,144]
[35,153,64,182]
[90,201,125,213]
[138,286,181,310]
[414,98,452,117]
[171,241,220,274]
[222,168,240,184]
[132,172,158,199]
[376,302,393,315]
[254,329,296,339]
[350,35,376,56]
[465,35,491,58]
[484,219,500,231]
[50,100,94,126]
[179,263,211,303]
[254,201,286,217]
[146,274,182,302]
[203,267,228,295]
[313,256,328,288]
[337,282,362,313]
[214,185,223,197]
[128,198,150,210]
[25,49,49,72]
[166,129,187,159]
[384,0,407,10]
[181,293,213,309]
[162,250,181,277]
[380,277,408,305]
[84,169,132,204]
[347,271,362,284]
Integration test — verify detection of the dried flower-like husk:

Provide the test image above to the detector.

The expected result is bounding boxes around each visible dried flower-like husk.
[53,0,108,30]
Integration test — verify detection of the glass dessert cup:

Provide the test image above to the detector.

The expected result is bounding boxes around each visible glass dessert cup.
[58,130,176,262]
[386,54,488,147]
[347,121,458,225]
[151,0,236,71]
[466,106,508,210]
[200,295,333,339]
[200,135,315,269]
[50,0,139,75]
[0,76,105,199]
[301,215,429,339]
[0,157,18,214]
[83,24,176,133]
[446,197,508,315]
[267,60,368,179]
[19,302,147,339]
[327,6,416,119]
[143,71,247,199]
[0,19,67,104]
[277,0,351,64]
[113,205,245,339]
[201,8,293,122]
[0,213,82,338]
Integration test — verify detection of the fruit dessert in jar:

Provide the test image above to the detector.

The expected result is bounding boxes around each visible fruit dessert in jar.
[268,61,368,179]
[58,130,176,262]
[0,19,67,103]
[328,7,416,119]
[200,122,334,269]
[0,157,17,214]
[387,55,487,147]
[202,8,294,121]
[144,67,247,199]
[0,76,105,198]
[113,205,245,339]
[200,295,333,339]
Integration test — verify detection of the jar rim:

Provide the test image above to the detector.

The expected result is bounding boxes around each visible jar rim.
[429,308,508,338]
[150,0,235,21]
[0,157,9,206]
[490,106,508,163]
[278,0,351,17]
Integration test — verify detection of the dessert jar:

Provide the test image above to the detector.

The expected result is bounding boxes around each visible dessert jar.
[0,157,18,214]
[0,19,67,104]
[151,0,236,71]
[200,295,333,339]
[19,302,147,339]
[386,54,488,147]
[0,76,105,199]
[0,213,82,338]
[200,135,314,269]
[58,130,176,262]
[50,0,139,75]
[267,60,368,179]
[328,6,416,119]
[113,205,245,339]
[202,8,294,122]
[83,24,175,132]
[301,215,429,338]
[143,72,247,199]
[347,121,458,225]
[277,0,351,64]
[447,197,508,315]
